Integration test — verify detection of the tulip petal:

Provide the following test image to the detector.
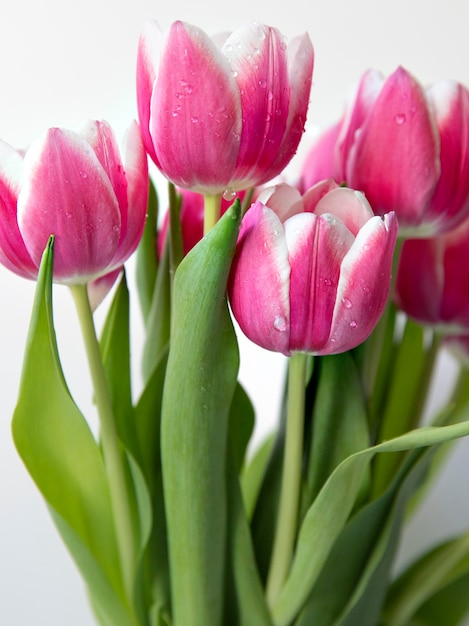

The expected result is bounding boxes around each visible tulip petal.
[395,237,444,324]
[112,121,149,264]
[226,24,291,184]
[228,201,290,354]
[313,187,374,236]
[425,81,469,232]
[150,21,241,192]
[347,67,440,226]
[336,69,383,179]
[285,212,354,352]
[136,20,164,164]
[258,183,303,223]
[18,128,121,283]
[326,212,398,354]
[300,121,342,191]
[0,140,37,278]
[270,32,315,178]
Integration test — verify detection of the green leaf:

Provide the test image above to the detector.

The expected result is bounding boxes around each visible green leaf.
[51,509,132,626]
[241,433,276,521]
[224,453,273,626]
[229,382,255,474]
[383,530,469,626]
[136,178,159,325]
[12,237,129,618]
[293,445,430,626]
[271,420,469,626]
[100,271,140,462]
[142,239,171,383]
[160,201,242,626]
[302,351,370,514]
[134,351,170,619]
[411,571,469,626]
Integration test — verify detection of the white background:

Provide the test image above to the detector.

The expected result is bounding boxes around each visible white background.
[1,0,469,624]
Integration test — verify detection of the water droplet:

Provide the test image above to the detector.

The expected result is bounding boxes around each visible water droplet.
[349,320,357,329]
[273,314,288,332]
[362,242,370,251]
[267,90,274,101]
[324,278,333,287]
[112,225,119,232]
[394,113,406,125]
[65,211,72,218]
[79,170,88,179]
[172,111,178,117]
[190,116,199,124]
[342,297,352,309]
[231,70,238,78]
[223,187,236,201]
[179,79,193,94]
[265,113,271,122]
[258,79,267,88]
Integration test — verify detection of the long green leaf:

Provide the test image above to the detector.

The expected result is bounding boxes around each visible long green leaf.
[136,178,159,325]
[302,351,370,514]
[272,421,469,626]
[12,237,129,618]
[383,530,469,626]
[160,201,242,626]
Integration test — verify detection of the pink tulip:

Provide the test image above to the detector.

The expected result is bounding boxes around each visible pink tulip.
[228,181,398,356]
[137,20,314,195]
[395,216,469,330]
[0,120,148,287]
[300,67,469,236]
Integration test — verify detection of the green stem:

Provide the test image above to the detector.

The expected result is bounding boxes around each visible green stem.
[203,193,222,235]
[70,284,136,605]
[266,352,308,607]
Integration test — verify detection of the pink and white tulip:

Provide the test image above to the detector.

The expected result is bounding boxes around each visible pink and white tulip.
[228,181,398,356]
[300,67,469,236]
[137,20,314,195]
[395,215,469,331]
[0,120,148,288]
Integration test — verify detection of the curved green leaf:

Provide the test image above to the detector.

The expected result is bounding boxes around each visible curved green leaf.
[12,237,128,616]
[272,421,469,626]
[161,201,242,626]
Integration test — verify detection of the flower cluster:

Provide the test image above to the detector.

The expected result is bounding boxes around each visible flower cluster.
[3,17,469,626]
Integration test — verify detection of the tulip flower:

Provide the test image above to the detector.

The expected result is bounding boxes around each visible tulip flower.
[300,67,469,236]
[395,215,469,331]
[228,181,398,356]
[137,20,314,196]
[0,120,148,287]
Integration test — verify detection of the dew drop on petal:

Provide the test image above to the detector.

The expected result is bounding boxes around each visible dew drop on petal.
[349,320,357,329]
[273,314,288,332]
[258,79,267,88]
[79,170,88,179]
[324,278,333,287]
[342,297,352,309]
[394,113,406,125]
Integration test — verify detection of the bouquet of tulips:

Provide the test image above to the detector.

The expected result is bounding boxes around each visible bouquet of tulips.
[3,17,469,626]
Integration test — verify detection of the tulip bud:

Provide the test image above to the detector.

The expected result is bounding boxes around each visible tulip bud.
[228,181,398,356]
[137,20,314,195]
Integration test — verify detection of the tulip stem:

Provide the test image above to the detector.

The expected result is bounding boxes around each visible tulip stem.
[203,193,222,234]
[266,351,308,607]
[70,284,136,608]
